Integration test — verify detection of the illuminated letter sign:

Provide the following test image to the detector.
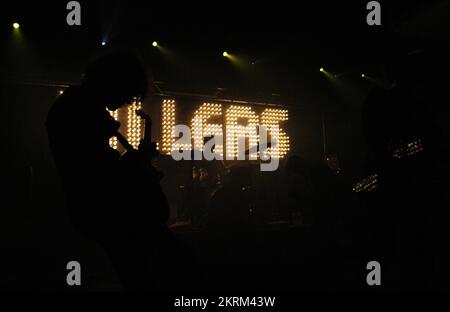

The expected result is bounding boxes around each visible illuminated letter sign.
[192,103,223,160]
[160,100,290,160]
[226,106,259,160]
[108,99,290,162]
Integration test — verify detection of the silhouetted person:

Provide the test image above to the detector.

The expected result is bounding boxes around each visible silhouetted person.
[285,155,352,289]
[360,48,448,290]
[286,155,346,235]
[182,166,202,226]
[46,51,170,291]
[207,165,253,230]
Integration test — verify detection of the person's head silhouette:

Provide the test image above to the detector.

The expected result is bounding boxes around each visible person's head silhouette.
[83,51,148,110]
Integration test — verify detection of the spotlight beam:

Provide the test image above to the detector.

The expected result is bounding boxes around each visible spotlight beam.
[319,67,334,79]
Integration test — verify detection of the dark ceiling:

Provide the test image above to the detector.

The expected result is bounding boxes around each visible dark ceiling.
[1,0,449,103]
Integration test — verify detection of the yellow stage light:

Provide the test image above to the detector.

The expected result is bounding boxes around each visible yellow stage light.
[353,174,378,193]
[13,22,20,29]
[223,51,229,57]
[152,41,158,47]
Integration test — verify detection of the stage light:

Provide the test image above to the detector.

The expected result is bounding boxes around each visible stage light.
[319,67,336,80]
[223,51,229,57]
[13,22,20,29]
[101,41,106,46]
[392,139,424,159]
[152,41,158,47]
[353,174,378,193]
[361,74,366,78]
